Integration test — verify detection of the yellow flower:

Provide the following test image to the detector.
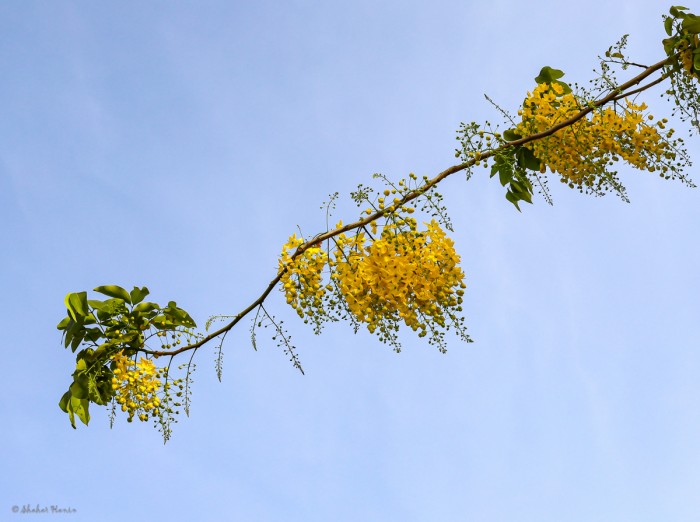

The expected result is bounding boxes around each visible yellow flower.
[111,351,163,423]
[515,82,683,193]
[278,204,470,350]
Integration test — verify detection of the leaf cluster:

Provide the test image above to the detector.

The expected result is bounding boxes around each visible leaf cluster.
[663,6,700,74]
[490,137,540,212]
[663,6,700,134]
[489,67,571,211]
[56,285,197,428]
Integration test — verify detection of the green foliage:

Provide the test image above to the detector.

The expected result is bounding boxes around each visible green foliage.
[490,142,537,212]
[56,285,198,428]
[534,66,572,94]
[663,6,700,75]
[662,6,700,134]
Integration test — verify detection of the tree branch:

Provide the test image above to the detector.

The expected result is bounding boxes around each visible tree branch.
[142,55,674,359]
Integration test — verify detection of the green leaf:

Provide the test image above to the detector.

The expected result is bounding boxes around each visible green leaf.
[70,333,84,352]
[69,380,88,400]
[94,285,132,303]
[152,315,171,330]
[93,377,114,405]
[516,146,542,171]
[499,168,512,187]
[491,155,511,179]
[505,190,522,212]
[82,328,103,344]
[93,342,112,359]
[64,292,88,321]
[63,327,74,349]
[665,17,674,36]
[513,184,533,204]
[535,66,565,84]
[662,37,677,56]
[89,298,128,316]
[63,321,86,351]
[683,15,700,33]
[552,80,572,95]
[66,405,76,428]
[129,286,150,305]
[57,316,71,330]
[178,313,197,328]
[76,349,95,366]
[510,179,526,194]
[503,129,522,142]
[133,301,159,314]
[90,367,115,405]
[58,390,77,429]
[165,302,197,327]
[670,6,688,19]
[119,331,138,344]
[60,391,85,429]
[58,390,71,413]
[70,396,90,426]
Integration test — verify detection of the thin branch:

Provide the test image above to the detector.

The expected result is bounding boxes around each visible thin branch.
[608,73,669,104]
[604,59,650,69]
[260,304,304,375]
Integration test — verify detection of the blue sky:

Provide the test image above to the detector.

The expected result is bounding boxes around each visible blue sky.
[2,1,699,521]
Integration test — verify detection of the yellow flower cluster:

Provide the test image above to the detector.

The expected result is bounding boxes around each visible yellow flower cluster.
[516,82,681,191]
[279,234,329,320]
[331,218,466,345]
[111,351,162,422]
[277,197,469,350]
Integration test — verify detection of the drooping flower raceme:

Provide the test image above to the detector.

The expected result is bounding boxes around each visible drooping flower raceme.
[279,234,329,328]
[278,214,470,351]
[516,82,688,195]
[111,351,162,422]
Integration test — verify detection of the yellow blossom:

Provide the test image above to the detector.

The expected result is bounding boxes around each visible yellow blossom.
[515,82,683,193]
[111,351,163,423]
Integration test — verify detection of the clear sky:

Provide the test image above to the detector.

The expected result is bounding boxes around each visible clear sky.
[2,1,699,521]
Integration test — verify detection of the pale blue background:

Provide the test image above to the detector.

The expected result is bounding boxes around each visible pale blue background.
[2,1,699,521]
